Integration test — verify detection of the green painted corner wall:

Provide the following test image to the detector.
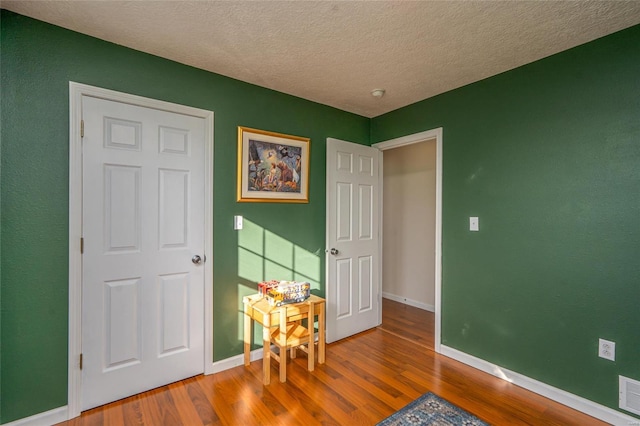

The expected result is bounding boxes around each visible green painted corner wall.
[0,10,369,423]
[372,24,640,418]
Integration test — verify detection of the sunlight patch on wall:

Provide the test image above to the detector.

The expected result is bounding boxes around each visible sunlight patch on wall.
[266,259,293,281]
[238,218,264,253]
[236,218,322,343]
[238,248,264,283]
[237,282,259,344]
[265,230,294,270]
[237,218,321,290]
[294,245,320,282]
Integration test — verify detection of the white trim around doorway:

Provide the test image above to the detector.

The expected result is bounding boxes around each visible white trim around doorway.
[67,82,215,419]
[373,128,443,353]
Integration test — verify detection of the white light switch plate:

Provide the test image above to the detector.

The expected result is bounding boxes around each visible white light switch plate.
[470,217,479,231]
[234,215,243,230]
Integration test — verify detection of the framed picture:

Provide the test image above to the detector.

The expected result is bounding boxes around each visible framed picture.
[237,126,310,203]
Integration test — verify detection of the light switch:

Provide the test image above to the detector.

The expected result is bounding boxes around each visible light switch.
[234,215,243,230]
[470,217,479,231]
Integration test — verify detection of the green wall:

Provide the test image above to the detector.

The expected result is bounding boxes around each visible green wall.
[2,8,639,424]
[372,24,640,418]
[0,10,369,423]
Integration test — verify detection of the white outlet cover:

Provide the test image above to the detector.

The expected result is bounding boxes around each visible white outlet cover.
[470,217,479,231]
[598,338,615,361]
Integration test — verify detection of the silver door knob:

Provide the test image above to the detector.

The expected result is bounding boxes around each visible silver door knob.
[192,255,202,265]
[330,248,339,255]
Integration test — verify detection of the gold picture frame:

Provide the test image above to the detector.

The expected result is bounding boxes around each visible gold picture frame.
[237,126,310,203]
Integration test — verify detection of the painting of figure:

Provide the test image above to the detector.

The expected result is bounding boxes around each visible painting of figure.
[237,127,310,203]
[247,140,302,193]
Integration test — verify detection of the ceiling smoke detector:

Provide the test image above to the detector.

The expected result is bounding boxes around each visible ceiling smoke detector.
[371,89,385,98]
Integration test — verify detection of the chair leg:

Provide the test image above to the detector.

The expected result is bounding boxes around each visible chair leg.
[308,340,314,372]
[279,347,287,383]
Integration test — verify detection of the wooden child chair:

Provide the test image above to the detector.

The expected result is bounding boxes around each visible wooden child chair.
[269,299,315,383]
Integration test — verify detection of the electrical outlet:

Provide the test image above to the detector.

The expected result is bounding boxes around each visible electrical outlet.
[598,338,615,361]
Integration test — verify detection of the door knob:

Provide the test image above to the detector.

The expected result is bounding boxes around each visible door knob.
[192,255,202,265]
[330,248,339,255]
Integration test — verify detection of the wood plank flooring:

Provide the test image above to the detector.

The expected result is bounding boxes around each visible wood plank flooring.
[57,298,607,425]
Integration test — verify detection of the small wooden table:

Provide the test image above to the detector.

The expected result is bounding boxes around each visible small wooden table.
[243,293,326,385]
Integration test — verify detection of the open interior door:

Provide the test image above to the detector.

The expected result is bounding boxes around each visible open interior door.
[326,138,380,343]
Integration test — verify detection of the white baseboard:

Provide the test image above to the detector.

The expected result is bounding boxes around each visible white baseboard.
[2,406,68,426]
[382,292,434,312]
[441,345,640,426]
[208,348,264,374]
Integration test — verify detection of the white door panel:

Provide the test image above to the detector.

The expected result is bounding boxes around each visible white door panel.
[82,96,205,410]
[326,138,380,343]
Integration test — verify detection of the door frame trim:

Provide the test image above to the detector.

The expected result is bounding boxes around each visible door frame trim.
[372,127,443,353]
[67,82,215,419]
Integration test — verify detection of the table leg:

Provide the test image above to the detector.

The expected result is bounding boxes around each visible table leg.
[243,304,251,367]
[318,302,325,364]
[262,313,271,385]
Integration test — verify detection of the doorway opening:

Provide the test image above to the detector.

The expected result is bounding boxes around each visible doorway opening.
[373,128,442,353]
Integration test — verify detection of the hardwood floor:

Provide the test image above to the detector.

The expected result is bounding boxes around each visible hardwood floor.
[58,298,607,425]
[377,298,434,351]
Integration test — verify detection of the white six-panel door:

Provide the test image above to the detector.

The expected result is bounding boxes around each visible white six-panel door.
[81,96,205,410]
[326,138,380,343]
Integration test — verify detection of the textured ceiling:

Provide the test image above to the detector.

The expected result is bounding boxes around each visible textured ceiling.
[3,1,640,117]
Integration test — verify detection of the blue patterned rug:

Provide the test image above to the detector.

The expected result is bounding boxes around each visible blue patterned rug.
[377,392,490,425]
